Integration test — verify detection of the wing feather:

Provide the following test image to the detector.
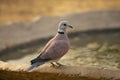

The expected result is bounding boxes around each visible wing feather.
[40,40,69,59]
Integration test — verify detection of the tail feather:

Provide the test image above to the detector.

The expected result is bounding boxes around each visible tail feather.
[26,57,51,72]
[31,57,51,65]
[31,57,40,65]
[26,62,44,72]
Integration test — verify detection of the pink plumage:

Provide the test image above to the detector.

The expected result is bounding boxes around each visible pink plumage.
[27,20,73,72]
[40,32,70,59]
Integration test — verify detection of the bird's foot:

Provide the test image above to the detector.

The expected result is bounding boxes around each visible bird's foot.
[51,62,63,68]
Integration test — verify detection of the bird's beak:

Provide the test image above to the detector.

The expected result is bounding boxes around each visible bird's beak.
[68,25,73,29]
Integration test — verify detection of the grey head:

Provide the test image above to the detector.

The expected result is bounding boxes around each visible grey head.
[58,20,73,32]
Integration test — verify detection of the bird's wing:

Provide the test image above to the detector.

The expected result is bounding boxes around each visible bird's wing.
[39,40,69,60]
[37,38,53,56]
[27,39,56,72]
[30,38,53,64]
[30,38,69,64]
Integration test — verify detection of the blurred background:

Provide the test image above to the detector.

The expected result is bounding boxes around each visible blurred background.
[0,0,120,23]
[0,0,120,69]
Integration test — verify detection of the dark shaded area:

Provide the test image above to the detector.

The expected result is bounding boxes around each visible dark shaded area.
[70,28,120,47]
[0,28,120,61]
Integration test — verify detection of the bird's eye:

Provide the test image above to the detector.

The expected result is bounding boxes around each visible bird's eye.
[63,24,67,26]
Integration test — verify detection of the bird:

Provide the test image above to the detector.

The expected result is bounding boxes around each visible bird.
[26,20,73,72]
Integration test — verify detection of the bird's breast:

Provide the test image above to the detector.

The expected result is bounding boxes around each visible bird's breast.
[50,40,70,59]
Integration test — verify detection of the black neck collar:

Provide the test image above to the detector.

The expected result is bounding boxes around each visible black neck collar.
[58,31,64,34]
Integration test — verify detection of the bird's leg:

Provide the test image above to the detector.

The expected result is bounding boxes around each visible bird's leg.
[51,62,59,67]
[51,62,63,67]
[55,62,64,66]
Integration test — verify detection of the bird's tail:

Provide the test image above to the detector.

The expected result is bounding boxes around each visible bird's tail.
[26,62,44,72]
[26,57,51,72]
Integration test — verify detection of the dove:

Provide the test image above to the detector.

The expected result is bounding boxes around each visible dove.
[26,20,73,72]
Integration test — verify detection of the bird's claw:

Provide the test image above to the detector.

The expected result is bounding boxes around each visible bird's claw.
[51,62,63,68]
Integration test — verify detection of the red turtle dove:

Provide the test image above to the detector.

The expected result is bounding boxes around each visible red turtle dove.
[27,20,73,72]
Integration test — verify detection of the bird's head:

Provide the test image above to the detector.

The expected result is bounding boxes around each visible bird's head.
[58,20,73,33]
